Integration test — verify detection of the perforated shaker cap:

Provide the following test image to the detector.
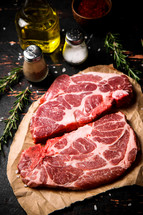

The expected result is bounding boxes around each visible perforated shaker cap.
[23,45,42,62]
[66,28,84,45]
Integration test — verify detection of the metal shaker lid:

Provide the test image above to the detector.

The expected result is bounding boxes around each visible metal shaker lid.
[66,28,84,45]
[23,45,42,62]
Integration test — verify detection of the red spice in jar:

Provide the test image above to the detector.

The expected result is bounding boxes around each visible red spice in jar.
[78,0,109,18]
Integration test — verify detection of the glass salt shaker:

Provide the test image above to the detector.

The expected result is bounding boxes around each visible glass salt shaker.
[62,28,88,65]
[23,45,49,82]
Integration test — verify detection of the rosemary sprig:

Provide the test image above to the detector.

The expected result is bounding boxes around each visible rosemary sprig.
[0,87,31,151]
[105,32,141,82]
[0,66,22,93]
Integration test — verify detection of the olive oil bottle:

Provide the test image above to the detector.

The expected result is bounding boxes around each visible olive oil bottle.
[15,0,60,53]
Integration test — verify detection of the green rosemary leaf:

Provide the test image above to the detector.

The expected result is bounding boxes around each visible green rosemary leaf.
[0,66,22,93]
[0,86,31,151]
[105,32,140,82]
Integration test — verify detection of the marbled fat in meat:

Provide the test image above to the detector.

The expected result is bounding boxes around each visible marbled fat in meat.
[30,72,133,143]
[18,112,138,190]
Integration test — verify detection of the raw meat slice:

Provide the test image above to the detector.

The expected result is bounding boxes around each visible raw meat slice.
[18,112,138,190]
[30,72,133,143]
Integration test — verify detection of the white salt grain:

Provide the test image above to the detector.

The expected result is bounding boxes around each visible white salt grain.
[0,117,4,122]
[15,170,19,174]
[97,48,101,52]
[3,27,6,30]
[62,67,66,73]
[94,204,97,211]
[54,71,58,74]
[128,203,132,206]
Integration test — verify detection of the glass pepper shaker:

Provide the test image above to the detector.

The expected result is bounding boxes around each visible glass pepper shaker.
[62,28,88,65]
[23,45,49,82]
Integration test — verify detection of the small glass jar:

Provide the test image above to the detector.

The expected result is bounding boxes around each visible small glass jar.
[23,45,48,82]
[62,28,88,65]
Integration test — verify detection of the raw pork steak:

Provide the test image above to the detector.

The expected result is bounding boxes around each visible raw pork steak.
[30,72,133,143]
[18,112,138,190]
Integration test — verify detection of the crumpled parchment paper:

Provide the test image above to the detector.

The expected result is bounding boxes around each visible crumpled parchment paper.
[7,65,143,215]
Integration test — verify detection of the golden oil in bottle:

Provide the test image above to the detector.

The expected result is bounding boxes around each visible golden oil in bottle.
[15,0,60,53]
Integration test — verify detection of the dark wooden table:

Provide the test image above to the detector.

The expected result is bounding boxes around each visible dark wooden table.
[0,0,143,214]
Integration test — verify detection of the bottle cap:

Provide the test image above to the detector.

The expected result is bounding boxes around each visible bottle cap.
[23,45,42,62]
[66,28,84,45]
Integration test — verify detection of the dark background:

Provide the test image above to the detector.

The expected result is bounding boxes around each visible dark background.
[0,0,143,214]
